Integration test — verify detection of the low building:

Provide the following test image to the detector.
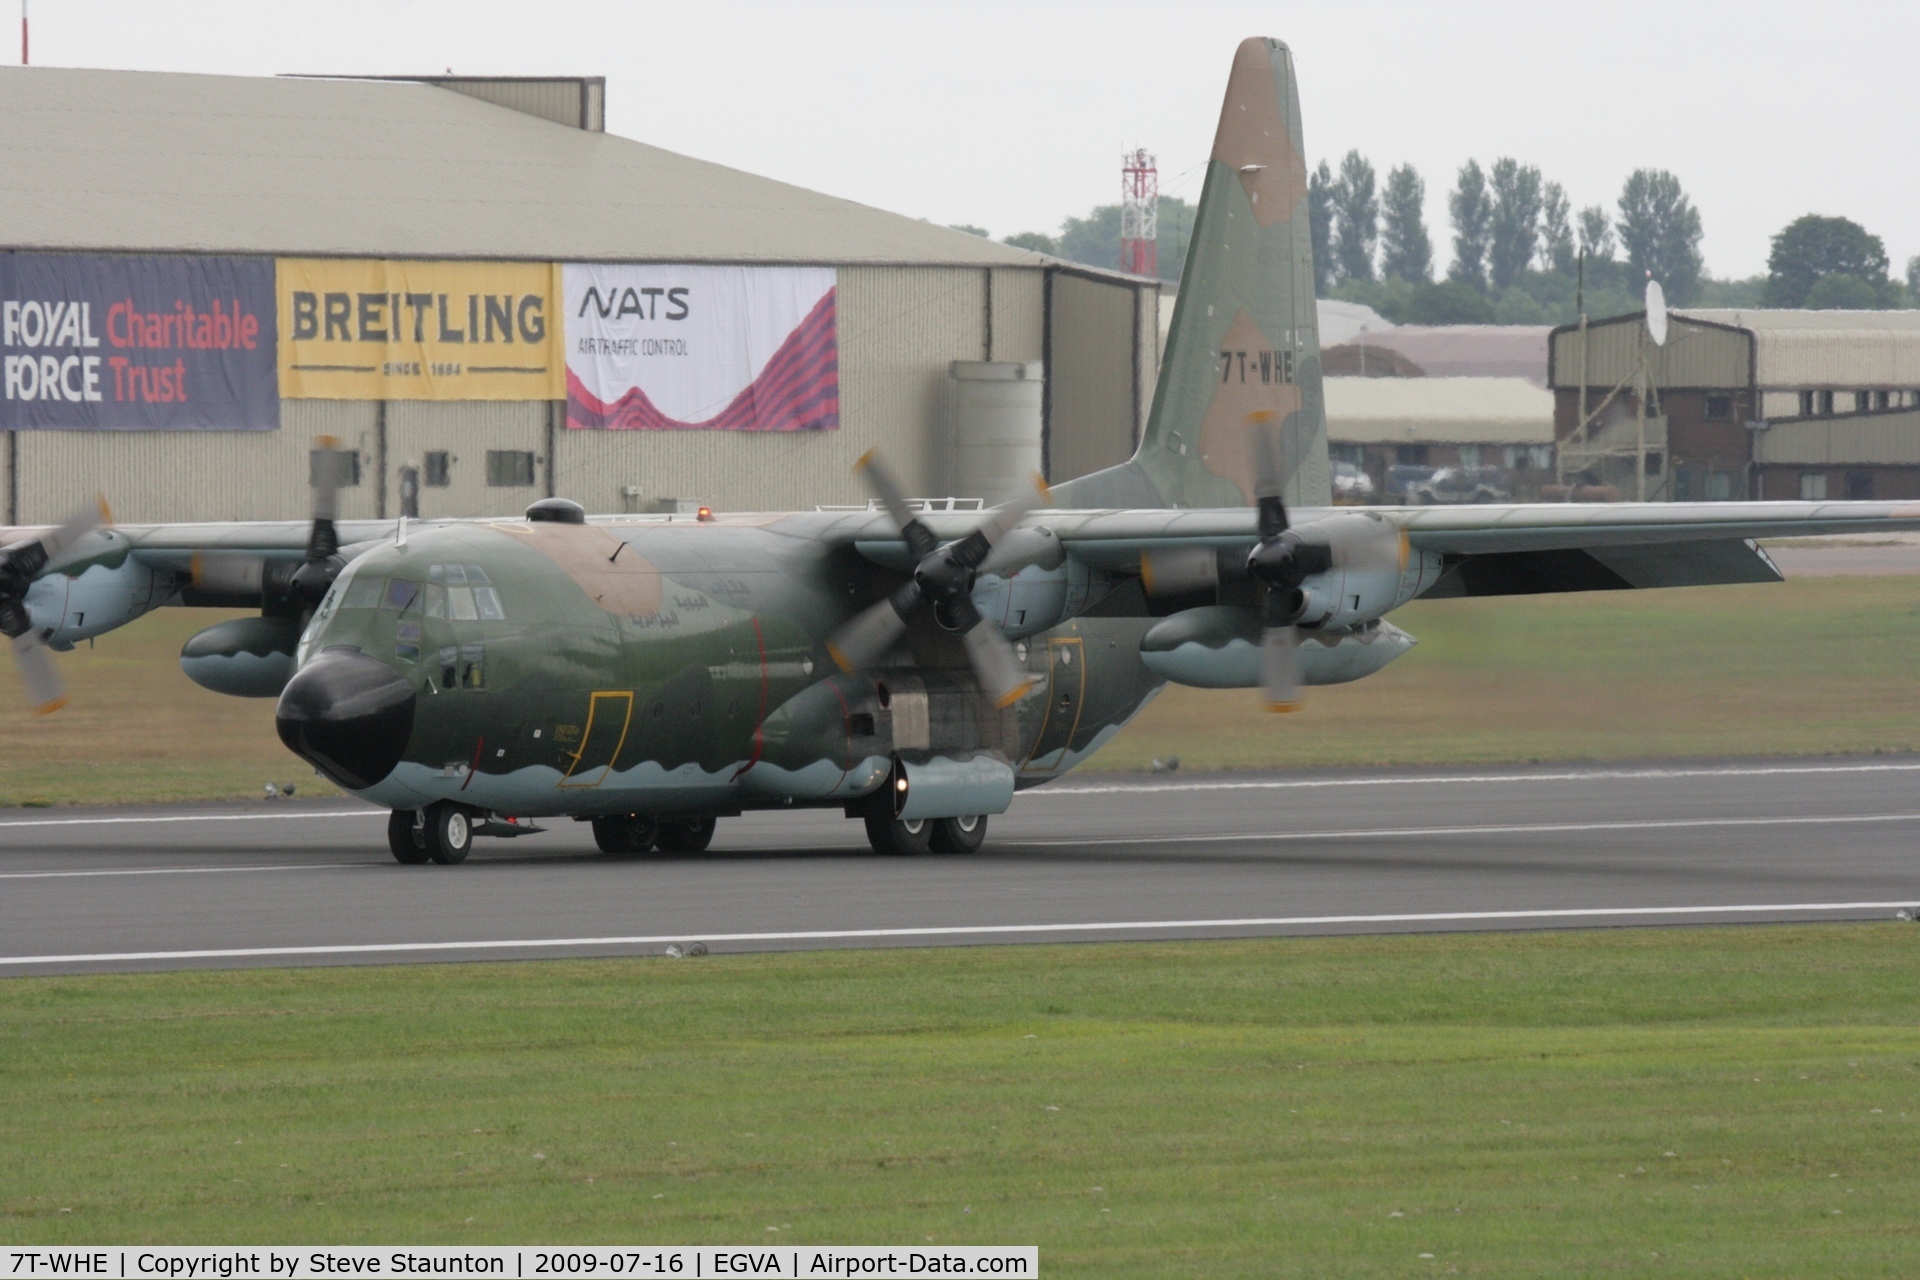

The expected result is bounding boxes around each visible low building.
[1548,309,1920,501]
[1324,376,1556,502]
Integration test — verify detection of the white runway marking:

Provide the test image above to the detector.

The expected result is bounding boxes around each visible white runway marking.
[0,809,377,830]
[1038,761,1920,797]
[0,862,371,881]
[2,902,1913,967]
[1012,811,1920,846]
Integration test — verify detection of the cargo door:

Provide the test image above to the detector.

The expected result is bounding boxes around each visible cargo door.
[1021,636,1085,773]
[558,690,633,788]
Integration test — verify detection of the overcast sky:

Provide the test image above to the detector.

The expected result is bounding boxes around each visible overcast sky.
[24,1,1919,281]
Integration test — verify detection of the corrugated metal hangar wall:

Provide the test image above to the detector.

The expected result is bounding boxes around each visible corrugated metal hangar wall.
[0,68,1156,525]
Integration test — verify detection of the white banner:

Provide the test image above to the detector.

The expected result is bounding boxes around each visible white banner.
[0,1248,1036,1279]
[563,265,837,432]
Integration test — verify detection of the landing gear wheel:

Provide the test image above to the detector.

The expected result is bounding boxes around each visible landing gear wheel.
[592,814,659,856]
[426,802,472,865]
[655,815,717,854]
[387,809,430,864]
[865,814,933,856]
[929,814,987,854]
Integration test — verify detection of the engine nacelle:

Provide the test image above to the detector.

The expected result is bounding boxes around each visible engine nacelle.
[22,537,168,648]
[970,553,1111,639]
[1140,605,1416,689]
[890,751,1016,820]
[180,615,304,697]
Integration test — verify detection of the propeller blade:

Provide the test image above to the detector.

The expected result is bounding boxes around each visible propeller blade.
[1249,410,1289,540]
[854,449,938,559]
[960,619,1036,709]
[825,587,918,673]
[307,437,346,562]
[37,495,112,567]
[11,632,67,716]
[1260,625,1302,714]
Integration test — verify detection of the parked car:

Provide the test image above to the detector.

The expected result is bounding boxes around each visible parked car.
[1385,463,1438,502]
[1331,460,1376,503]
[1411,465,1513,505]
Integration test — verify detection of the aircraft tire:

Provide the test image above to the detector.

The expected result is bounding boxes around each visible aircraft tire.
[387,809,431,864]
[928,814,987,854]
[656,815,717,854]
[426,802,472,865]
[864,814,932,856]
[592,814,658,855]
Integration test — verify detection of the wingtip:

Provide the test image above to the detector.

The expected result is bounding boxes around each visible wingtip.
[315,435,342,450]
[1264,700,1302,714]
[96,493,114,526]
[32,695,69,717]
[825,641,856,675]
[853,448,876,473]
[1032,473,1052,504]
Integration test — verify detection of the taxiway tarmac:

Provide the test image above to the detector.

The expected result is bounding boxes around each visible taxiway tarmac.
[2,757,1918,975]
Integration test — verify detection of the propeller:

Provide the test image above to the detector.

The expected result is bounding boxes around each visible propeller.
[1243,413,1323,712]
[826,450,1048,708]
[289,436,350,612]
[0,496,112,715]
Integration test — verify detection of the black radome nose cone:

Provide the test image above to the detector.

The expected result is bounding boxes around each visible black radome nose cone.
[275,648,416,790]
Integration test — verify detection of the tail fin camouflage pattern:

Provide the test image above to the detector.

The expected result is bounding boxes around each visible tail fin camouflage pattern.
[1054,37,1329,511]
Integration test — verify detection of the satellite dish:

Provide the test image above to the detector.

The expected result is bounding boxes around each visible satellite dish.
[1645,279,1668,346]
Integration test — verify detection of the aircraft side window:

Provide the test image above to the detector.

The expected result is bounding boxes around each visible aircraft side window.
[383,579,421,612]
[341,576,385,609]
[424,583,447,618]
[438,646,458,690]
[472,586,506,620]
[396,621,421,663]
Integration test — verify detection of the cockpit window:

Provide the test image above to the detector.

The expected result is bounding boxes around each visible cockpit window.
[341,576,384,609]
[384,579,421,612]
[422,565,503,620]
[473,586,506,620]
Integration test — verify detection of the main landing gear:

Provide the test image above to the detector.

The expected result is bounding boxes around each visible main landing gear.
[590,814,718,856]
[863,814,988,856]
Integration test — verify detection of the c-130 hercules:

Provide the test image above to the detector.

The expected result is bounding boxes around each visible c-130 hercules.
[3,37,1916,862]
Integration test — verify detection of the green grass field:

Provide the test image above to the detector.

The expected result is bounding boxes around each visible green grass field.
[5,927,1919,1273]
[4,576,1920,804]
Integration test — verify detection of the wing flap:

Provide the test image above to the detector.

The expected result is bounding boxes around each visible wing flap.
[1420,538,1782,599]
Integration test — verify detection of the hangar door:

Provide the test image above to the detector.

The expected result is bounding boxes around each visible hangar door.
[1045,270,1158,484]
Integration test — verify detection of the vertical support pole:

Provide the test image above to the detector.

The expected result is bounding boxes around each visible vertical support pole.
[1635,349,1648,503]
[5,429,15,525]
[981,267,993,362]
[545,399,558,499]
[1040,267,1054,482]
[1130,285,1145,451]
[374,400,388,521]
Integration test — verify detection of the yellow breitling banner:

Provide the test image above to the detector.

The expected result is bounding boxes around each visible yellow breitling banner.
[277,259,563,399]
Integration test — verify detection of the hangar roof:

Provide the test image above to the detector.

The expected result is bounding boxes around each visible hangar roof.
[1325,376,1555,445]
[0,65,1046,267]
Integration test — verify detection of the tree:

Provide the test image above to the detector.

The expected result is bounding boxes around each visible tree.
[1764,214,1891,307]
[1057,204,1122,271]
[1616,169,1703,304]
[1308,160,1336,296]
[1538,182,1574,275]
[1332,150,1379,283]
[949,224,988,238]
[1486,158,1543,291]
[1002,231,1057,254]
[1578,205,1615,262]
[1405,280,1496,325]
[1379,164,1432,284]
[1909,255,1920,299]
[1447,160,1491,293]
[1802,274,1878,310]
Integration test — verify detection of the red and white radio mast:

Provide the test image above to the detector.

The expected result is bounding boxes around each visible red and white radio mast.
[1119,148,1158,277]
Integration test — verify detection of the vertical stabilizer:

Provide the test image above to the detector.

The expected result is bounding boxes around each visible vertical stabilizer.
[1054,37,1329,510]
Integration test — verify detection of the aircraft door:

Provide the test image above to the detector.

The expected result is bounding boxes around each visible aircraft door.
[1021,636,1085,773]
[559,691,634,788]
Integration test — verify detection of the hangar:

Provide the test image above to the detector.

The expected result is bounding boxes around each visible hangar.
[0,67,1159,524]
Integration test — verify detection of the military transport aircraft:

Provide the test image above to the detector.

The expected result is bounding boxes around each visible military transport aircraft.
[3,37,1916,863]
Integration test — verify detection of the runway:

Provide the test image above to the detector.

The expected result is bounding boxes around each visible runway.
[3,757,1919,975]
